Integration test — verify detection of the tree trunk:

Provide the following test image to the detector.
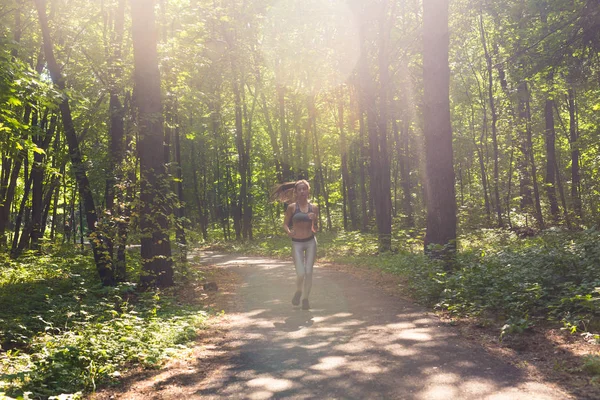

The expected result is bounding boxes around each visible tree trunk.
[398,118,414,228]
[309,97,331,231]
[544,80,559,222]
[232,67,244,241]
[539,6,559,223]
[479,10,503,227]
[0,75,40,247]
[473,100,491,222]
[11,170,32,257]
[517,80,533,213]
[174,113,186,247]
[528,115,545,228]
[374,4,392,251]
[277,85,291,181]
[567,88,582,222]
[354,21,370,233]
[0,3,22,247]
[358,104,369,232]
[544,90,560,223]
[366,92,378,235]
[422,0,457,262]
[40,171,62,240]
[338,86,356,231]
[48,179,60,240]
[131,0,173,288]
[190,138,208,240]
[35,0,115,285]
[104,0,126,280]
[0,154,11,247]
[506,148,515,228]
[242,82,255,240]
[397,61,415,228]
[30,112,56,250]
[256,68,282,182]
[554,157,572,229]
[0,129,26,249]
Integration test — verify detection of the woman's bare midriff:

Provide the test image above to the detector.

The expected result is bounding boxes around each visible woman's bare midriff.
[292,219,313,240]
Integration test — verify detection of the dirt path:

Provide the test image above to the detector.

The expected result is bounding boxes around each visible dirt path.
[94,252,572,399]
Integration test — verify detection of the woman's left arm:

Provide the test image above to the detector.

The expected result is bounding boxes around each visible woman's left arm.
[312,205,319,233]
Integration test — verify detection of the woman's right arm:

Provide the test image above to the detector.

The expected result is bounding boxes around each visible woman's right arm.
[283,204,295,237]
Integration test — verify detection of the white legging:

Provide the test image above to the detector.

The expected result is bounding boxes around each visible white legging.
[292,237,317,300]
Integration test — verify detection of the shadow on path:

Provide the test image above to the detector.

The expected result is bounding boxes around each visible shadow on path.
[127,252,571,399]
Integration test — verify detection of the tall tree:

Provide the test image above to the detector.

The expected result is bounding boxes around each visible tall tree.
[539,3,560,223]
[35,0,115,285]
[131,0,174,288]
[479,10,503,227]
[337,86,357,231]
[104,0,127,280]
[373,1,393,251]
[422,0,457,260]
[567,86,582,222]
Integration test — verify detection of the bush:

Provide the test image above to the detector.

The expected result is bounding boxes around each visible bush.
[0,250,209,398]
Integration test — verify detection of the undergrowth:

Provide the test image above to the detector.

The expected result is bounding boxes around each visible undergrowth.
[0,247,209,399]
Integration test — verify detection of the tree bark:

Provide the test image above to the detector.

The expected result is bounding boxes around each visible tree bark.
[277,85,291,181]
[544,83,559,222]
[338,86,357,231]
[0,2,23,247]
[422,0,457,261]
[131,0,174,288]
[309,97,331,231]
[567,88,582,222]
[190,137,208,240]
[539,6,560,223]
[354,20,370,233]
[374,3,392,251]
[11,169,32,257]
[174,113,186,247]
[479,10,503,227]
[397,61,414,228]
[517,80,533,213]
[528,105,545,229]
[232,60,245,241]
[242,82,255,240]
[103,0,127,280]
[256,68,282,182]
[30,112,56,250]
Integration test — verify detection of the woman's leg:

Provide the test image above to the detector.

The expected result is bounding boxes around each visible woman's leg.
[302,238,317,300]
[292,241,305,295]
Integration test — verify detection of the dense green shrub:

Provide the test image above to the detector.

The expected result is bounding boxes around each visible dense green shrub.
[0,249,208,398]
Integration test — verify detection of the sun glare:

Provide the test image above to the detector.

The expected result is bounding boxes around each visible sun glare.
[261,0,360,94]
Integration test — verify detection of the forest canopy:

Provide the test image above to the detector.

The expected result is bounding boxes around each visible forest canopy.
[1,0,599,261]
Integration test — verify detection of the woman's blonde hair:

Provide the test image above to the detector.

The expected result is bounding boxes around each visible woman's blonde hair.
[270,180,310,203]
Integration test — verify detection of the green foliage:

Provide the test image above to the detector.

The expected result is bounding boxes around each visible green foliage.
[0,250,208,398]
[582,355,600,376]
[436,228,600,335]
[500,317,534,342]
[0,38,60,158]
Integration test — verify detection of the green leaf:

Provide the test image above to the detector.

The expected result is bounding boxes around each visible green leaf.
[32,146,46,155]
[7,97,22,107]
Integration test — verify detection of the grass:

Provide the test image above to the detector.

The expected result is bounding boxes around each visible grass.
[0,247,210,399]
